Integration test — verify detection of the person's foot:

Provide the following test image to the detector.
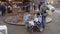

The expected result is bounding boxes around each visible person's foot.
[40,27,44,32]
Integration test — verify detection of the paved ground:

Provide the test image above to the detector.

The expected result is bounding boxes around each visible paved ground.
[0,9,60,34]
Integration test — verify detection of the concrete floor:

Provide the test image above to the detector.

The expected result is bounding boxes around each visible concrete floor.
[0,9,60,34]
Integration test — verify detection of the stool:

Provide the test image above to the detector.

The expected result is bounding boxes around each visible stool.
[0,25,7,34]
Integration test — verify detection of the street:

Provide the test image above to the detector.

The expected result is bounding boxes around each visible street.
[0,9,60,34]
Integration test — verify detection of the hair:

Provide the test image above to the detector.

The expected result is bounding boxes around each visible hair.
[40,1,45,5]
[37,13,40,15]
[36,13,40,17]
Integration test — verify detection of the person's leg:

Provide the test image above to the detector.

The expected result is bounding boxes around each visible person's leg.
[40,16,46,32]
[25,22,30,32]
[2,11,4,16]
[25,22,29,29]
[2,11,5,16]
[41,16,46,29]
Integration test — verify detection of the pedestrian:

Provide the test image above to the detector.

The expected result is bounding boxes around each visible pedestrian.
[0,3,6,16]
[25,4,30,12]
[33,4,36,10]
[39,2,49,31]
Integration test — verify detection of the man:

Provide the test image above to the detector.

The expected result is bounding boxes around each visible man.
[1,3,6,16]
[39,2,49,31]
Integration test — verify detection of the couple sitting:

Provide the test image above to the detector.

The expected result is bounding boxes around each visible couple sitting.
[25,13,43,32]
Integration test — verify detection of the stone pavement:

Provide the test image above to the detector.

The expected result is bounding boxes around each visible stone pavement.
[0,9,60,34]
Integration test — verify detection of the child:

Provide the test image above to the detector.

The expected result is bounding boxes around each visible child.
[34,13,43,32]
[24,13,31,29]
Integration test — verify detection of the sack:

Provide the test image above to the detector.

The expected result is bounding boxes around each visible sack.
[46,10,52,15]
